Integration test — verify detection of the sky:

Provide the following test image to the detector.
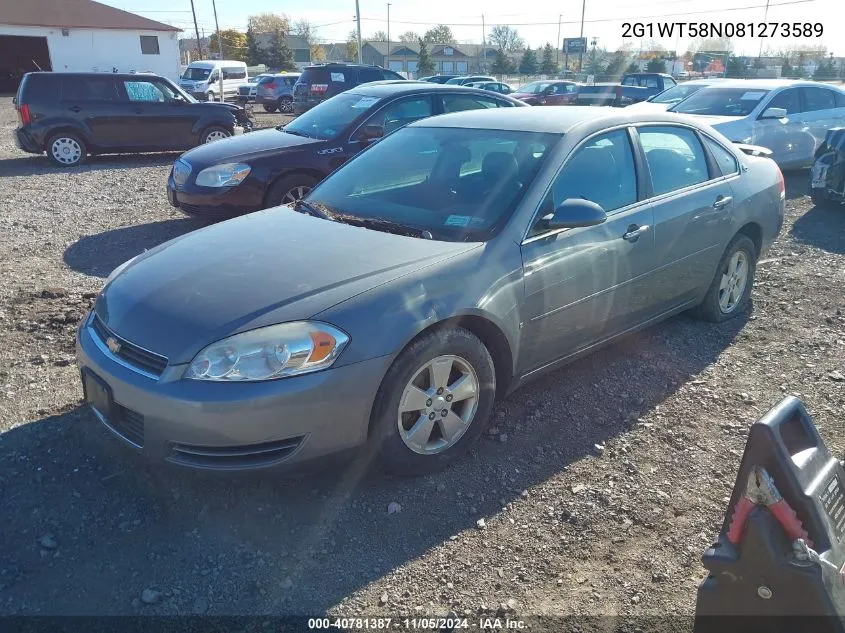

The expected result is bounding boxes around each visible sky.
[107,0,844,56]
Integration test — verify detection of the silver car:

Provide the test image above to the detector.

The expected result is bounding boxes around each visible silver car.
[76,107,784,476]
[626,78,730,112]
[670,79,845,169]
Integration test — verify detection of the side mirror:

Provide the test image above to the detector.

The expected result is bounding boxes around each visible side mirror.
[646,94,656,102]
[544,199,607,230]
[760,107,787,120]
[357,123,384,142]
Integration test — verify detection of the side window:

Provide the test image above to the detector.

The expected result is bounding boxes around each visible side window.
[367,97,433,134]
[645,77,660,89]
[639,126,709,195]
[622,76,638,86]
[442,94,504,112]
[124,80,167,102]
[767,88,801,114]
[381,69,404,80]
[61,77,120,102]
[209,69,219,82]
[705,138,739,176]
[140,35,159,55]
[664,77,676,87]
[802,87,836,112]
[566,84,577,93]
[359,68,383,83]
[533,129,637,232]
[836,91,845,108]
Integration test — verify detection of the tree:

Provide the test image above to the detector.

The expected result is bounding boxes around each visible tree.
[267,31,295,70]
[248,12,290,37]
[346,30,359,62]
[246,27,262,66]
[604,49,628,78]
[398,31,420,43]
[585,47,608,75]
[209,29,248,62]
[417,38,435,76]
[726,56,746,78]
[293,19,317,44]
[518,47,538,75]
[311,43,327,63]
[491,48,513,75]
[423,25,455,45]
[489,25,524,53]
[781,58,793,78]
[370,30,388,41]
[625,61,640,74]
[539,43,558,75]
[814,57,837,81]
[645,58,666,73]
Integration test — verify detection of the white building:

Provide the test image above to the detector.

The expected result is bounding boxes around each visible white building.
[0,0,181,92]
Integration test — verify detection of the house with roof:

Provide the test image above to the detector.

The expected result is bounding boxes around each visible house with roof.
[0,0,182,91]
[362,41,501,77]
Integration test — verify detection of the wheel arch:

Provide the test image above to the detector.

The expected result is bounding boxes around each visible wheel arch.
[263,169,326,207]
[736,221,763,256]
[43,124,91,152]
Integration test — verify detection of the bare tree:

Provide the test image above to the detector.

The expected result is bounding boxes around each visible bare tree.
[293,19,318,44]
[489,25,524,52]
[370,30,388,41]
[398,31,420,43]
[423,25,455,45]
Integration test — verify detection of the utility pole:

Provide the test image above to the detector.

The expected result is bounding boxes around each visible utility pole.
[387,3,391,71]
[578,0,586,73]
[355,0,363,64]
[758,0,771,60]
[211,0,223,101]
[190,0,202,60]
[556,14,562,68]
[481,14,486,72]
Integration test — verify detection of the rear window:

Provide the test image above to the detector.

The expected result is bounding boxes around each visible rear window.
[18,74,57,103]
[299,67,356,85]
[61,77,121,102]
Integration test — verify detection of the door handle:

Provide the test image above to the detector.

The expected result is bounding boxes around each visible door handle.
[713,195,733,209]
[68,106,82,113]
[622,224,650,242]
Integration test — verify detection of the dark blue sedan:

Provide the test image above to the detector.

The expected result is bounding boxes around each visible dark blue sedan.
[167,82,525,219]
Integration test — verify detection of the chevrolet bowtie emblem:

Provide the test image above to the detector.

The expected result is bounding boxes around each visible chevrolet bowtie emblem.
[105,336,122,354]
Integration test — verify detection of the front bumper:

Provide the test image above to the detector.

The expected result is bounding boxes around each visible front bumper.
[167,172,265,219]
[76,314,391,471]
[14,128,41,153]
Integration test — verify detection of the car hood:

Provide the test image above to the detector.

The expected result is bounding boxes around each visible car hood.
[179,128,321,166]
[96,209,479,364]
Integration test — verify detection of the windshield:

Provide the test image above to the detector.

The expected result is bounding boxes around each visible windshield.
[284,92,382,140]
[517,82,552,94]
[445,77,466,84]
[305,127,560,242]
[671,87,770,116]
[181,67,211,81]
[651,83,706,104]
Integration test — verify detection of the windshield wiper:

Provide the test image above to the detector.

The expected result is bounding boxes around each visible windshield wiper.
[281,128,312,138]
[329,212,431,239]
[293,199,333,219]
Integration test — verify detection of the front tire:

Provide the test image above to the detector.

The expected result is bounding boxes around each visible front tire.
[278,97,294,113]
[47,132,86,167]
[371,328,496,476]
[265,174,318,208]
[199,125,232,144]
[691,234,757,322]
[263,103,278,113]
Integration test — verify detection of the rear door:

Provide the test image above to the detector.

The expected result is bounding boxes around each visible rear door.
[636,125,735,312]
[58,76,125,149]
[519,128,656,373]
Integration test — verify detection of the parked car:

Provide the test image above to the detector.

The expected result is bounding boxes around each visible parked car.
[809,127,845,206]
[82,107,784,475]
[576,73,677,107]
[670,79,845,169]
[445,75,496,86]
[293,63,405,114]
[236,73,272,103]
[13,72,252,167]
[466,81,513,95]
[420,75,460,84]
[626,78,729,112]
[255,73,300,113]
[511,80,579,105]
[178,60,248,101]
[167,82,524,218]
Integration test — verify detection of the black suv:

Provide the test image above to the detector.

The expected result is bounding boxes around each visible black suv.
[293,63,405,114]
[14,72,253,167]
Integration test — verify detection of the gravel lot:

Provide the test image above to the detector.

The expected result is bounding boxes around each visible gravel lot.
[0,95,843,623]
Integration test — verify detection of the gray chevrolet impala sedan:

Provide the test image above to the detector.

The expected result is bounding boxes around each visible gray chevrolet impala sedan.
[76,107,784,476]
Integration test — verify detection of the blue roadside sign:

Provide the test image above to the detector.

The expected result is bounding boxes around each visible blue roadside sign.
[563,38,588,54]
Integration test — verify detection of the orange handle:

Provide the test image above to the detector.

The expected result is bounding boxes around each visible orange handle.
[769,500,812,548]
[727,498,756,545]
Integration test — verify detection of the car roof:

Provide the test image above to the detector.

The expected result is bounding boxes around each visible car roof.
[349,82,509,97]
[25,71,167,81]
[410,105,710,134]
[698,78,838,90]
[304,63,387,70]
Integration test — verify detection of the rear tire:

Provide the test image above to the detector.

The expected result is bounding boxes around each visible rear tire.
[46,132,86,167]
[199,125,232,145]
[265,174,318,208]
[263,103,278,113]
[278,97,294,113]
[691,234,757,323]
[370,328,496,476]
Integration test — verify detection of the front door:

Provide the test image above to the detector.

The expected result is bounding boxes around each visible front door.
[753,87,808,169]
[119,79,198,150]
[519,128,656,374]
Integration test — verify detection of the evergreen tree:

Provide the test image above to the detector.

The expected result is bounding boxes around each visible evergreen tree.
[645,58,666,73]
[246,27,262,66]
[625,61,640,74]
[604,50,628,78]
[539,43,558,75]
[267,32,295,70]
[519,47,538,75]
[417,39,435,76]
[491,48,513,75]
[726,56,745,78]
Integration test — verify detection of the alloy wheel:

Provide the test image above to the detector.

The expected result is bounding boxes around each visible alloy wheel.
[718,250,749,313]
[204,130,230,143]
[51,137,82,165]
[397,355,480,455]
[282,186,311,204]
[280,99,294,113]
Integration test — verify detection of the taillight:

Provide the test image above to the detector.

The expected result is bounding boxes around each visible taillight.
[264,82,277,90]
[18,103,31,126]
[777,167,785,199]
[310,84,328,94]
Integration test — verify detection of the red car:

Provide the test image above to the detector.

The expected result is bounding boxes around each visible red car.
[512,80,579,106]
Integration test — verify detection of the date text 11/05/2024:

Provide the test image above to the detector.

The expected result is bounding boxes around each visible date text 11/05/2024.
[622,22,823,38]
[307,617,527,630]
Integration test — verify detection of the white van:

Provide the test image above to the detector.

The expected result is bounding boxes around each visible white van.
[178,60,248,101]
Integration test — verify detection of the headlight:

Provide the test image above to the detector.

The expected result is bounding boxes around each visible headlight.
[195,163,251,187]
[185,321,349,381]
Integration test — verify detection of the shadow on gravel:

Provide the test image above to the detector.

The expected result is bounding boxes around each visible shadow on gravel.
[790,203,845,254]
[783,169,809,201]
[0,152,181,177]
[63,218,211,278]
[0,310,747,615]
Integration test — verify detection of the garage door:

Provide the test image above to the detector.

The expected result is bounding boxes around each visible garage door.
[0,35,52,93]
